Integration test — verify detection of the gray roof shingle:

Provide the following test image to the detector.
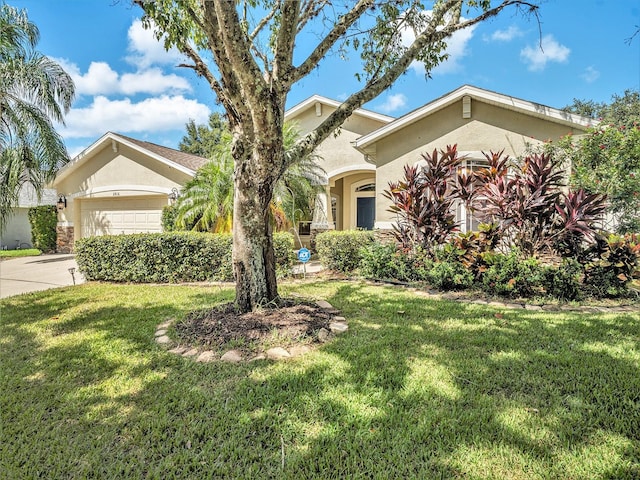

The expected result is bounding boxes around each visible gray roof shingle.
[114,133,209,172]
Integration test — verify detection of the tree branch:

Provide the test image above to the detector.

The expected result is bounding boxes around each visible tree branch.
[249,1,279,42]
[289,0,538,165]
[290,0,375,85]
[206,1,268,110]
[297,0,330,33]
[273,0,300,90]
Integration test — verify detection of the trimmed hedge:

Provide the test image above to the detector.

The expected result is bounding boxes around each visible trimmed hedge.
[316,230,375,272]
[76,232,295,283]
[28,205,57,252]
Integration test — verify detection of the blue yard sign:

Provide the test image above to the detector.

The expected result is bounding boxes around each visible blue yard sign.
[297,247,311,263]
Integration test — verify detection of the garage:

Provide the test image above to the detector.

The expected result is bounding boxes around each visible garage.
[80,196,166,237]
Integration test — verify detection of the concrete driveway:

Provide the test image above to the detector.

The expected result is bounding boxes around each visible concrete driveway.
[0,254,84,299]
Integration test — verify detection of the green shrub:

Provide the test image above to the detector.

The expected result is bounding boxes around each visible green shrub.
[542,259,583,301]
[427,260,474,291]
[316,230,375,272]
[75,232,295,283]
[583,234,640,298]
[27,205,57,252]
[360,242,434,282]
[359,242,410,281]
[161,205,178,232]
[273,232,296,276]
[481,251,544,298]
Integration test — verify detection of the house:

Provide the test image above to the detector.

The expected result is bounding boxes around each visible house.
[53,85,598,252]
[1,184,57,250]
[52,132,208,253]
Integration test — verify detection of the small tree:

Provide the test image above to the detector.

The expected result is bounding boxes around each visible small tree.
[27,205,57,252]
[552,125,640,233]
[474,151,607,257]
[174,122,324,233]
[384,145,464,256]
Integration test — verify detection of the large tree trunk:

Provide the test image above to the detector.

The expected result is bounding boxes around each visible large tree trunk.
[231,132,282,313]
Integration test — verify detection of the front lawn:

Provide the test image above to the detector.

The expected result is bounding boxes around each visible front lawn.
[1,282,638,478]
[0,248,41,259]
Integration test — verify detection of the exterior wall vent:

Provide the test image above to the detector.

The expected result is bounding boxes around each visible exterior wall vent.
[462,95,471,119]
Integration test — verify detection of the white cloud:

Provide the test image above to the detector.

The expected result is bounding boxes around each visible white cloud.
[520,34,570,72]
[55,59,192,96]
[60,95,211,139]
[377,93,408,113]
[56,59,119,96]
[581,65,600,83]
[120,68,191,95]
[487,26,524,42]
[402,14,478,76]
[125,19,186,68]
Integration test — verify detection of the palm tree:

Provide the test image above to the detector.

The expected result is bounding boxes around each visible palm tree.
[174,121,324,233]
[0,4,75,231]
[174,132,235,232]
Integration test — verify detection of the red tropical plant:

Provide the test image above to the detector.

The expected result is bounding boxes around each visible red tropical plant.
[384,145,464,256]
[554,189,608,257]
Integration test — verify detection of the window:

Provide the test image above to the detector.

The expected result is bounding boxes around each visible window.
[457,158,489,232]
[355,183,375,192]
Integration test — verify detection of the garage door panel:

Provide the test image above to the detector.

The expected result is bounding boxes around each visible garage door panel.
[80,197,165,237]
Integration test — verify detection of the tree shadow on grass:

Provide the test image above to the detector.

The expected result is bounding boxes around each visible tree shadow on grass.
[262,282,640,478]
[1,282,638,478]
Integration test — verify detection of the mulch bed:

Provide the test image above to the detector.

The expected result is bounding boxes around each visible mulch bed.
[175,298,335,350]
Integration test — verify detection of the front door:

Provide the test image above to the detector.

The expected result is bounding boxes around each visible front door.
[356,197,375,230]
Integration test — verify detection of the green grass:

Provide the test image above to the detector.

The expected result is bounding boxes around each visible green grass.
[1,281,639,479]
[0,248,41,258]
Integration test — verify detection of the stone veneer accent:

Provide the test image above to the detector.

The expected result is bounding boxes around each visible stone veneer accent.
[56,225,74,253]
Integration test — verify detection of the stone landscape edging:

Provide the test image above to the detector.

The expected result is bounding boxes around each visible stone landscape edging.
[155,285,637,363]
[155,300,348,363]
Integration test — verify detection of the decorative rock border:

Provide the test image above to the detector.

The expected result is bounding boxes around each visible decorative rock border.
[407,286,638,314]
[155,300,348,363]
[155,288,636,363]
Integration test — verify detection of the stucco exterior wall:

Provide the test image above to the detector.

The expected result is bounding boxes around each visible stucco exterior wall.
[54,142,192,236]
[335,172,376,230]
[373,98,587,226]
[290,103,387,181]
[1,208,32,249]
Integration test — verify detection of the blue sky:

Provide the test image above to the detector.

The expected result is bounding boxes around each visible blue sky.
[10,0,640,157]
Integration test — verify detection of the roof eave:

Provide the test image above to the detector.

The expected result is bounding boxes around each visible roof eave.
[354,85,599,151]
[53,132,197,186]
[285,94,394,124]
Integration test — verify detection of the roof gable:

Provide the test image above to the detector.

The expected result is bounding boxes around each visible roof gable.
[354,85,599,152]
[285,94,394,124]
[54,132,208,185]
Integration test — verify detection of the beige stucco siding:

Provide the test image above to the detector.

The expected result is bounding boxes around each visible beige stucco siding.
[56,143,191,196]
[55,143,191,233]
[290,104,388,181]
[373,98,588,225]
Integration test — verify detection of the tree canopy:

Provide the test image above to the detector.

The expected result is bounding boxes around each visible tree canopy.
[0,3,74,232]
[564,89,640,129]
[550,90,640,233]
[134,0,540,312]
[179,112,227,158]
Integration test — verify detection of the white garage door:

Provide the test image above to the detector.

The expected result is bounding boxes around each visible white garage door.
[80,196,166,237]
